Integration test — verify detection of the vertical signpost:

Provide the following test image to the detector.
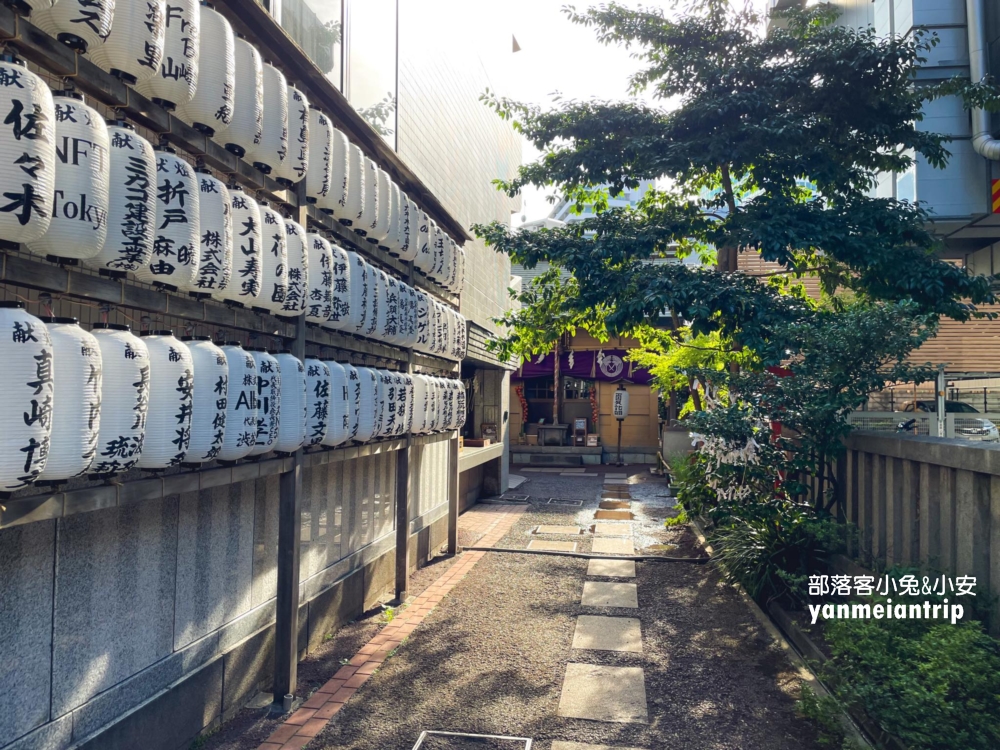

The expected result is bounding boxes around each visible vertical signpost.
[613,384,629,466]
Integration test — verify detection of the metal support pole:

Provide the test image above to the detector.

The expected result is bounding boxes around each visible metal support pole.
[617,420,623,466]
[273,182,309,706]
[394,437,410,602]
[447,431,460,555]
[936,365,947,438]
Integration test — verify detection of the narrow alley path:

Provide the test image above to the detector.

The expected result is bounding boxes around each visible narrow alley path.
[204,467,820,750]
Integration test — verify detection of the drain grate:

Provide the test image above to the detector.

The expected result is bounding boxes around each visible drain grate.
[412,731,533,749]
[498,493,530,502]
[547,498,583,506]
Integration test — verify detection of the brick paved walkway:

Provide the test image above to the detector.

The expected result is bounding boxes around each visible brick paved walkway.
[257,502,526,750]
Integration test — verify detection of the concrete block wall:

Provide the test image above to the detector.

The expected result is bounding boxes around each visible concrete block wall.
[0,443,453,750]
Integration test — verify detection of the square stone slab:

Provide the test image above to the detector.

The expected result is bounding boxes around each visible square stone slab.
[594,523,632,537]
[534,525,584,535]
[581,581,638,608]
[572,615,642,652]
[557,664,648,723]
[552,743,645,750]
[527,539,578,552]
[604,473,628,478]
[595,509,633,521]
[603,479,629,485]
[587,559,636,577]
[562,472,599,476]
[592,537,636,555]
[599,500,631,510]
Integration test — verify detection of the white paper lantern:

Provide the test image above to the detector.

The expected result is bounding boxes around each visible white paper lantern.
[369,167,392,246]
[398,283,417,348]
[381,274,402,345]
[356,155,378,238]
[84,123,157,275]
[34,0,114,54]
[354,366,377,442]
[136,0,199,110]
[257,202,288,314]
[135,148,201,290]
[275,85,308,185]
[377,370,399,438]
[90,324,149,475]
[320,127,350,220]
[346,251,369,335]
[274,352,305,453]
[192,171,232,294]
[395,193,415,262]
[247,349,280,455]
[245,62,287,175]
[217,343,256,461]
[306,108,332,204]
[32,318,100,482]
[373,269,388,342]
[613,386,630,420]
[455,245,466,295]
[19,0,54,10]
[0,302,53,490]
[394,372,412,436]
[372,369,386,438]
[221,36,263,158]
[325,242,351,331]
[383,182,401,255]
[426,377,441,432]
[180,336,228,463]
[305,233,333,324]
[362,261,380,340]
[176,3,234,136]
[0,59,56,245]
[136,332,193,469]
[25,94,109,261]
[414,213,434,275]
[90,0,166,84]
[215,187,261,306]
[415,291,430,353]
[430,224,447,283]
[410,375,427,434]
[446,238,460,292]
[279,218,308,316]
[304,358,330,446]
[322,361,350,447]
[454,312,467,361]
[455,378,467,430]
[342,142,365,226]
[342,363,361,440]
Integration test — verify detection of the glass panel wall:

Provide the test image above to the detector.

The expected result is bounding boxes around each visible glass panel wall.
[346,0,398,148]
[264,0,345,91]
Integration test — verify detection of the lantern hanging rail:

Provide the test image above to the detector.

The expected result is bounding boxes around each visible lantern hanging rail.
[0,7,463,311]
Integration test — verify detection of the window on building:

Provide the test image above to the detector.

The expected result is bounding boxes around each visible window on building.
[264,0,344,91]
[523,378,554,400]
[563,377,594,400]
[346,0,398,149]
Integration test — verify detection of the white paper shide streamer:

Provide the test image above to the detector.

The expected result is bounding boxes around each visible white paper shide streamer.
[33,0,114,54]
[137,332,193,469]
[0,59,56,245]
[304,358,330,446]
[136,149,201,290]
[257,203,288,314]
[248,349,280,455]
[275,353,305,452]
[246,62,288,175]
[215,188,261,305]
[181,336,228,462]
[192,171,232,294]
[36,318,101,481]
[85,123,156,274]
[177,3,233,136]
[0,305,53,490]
[306,233,333,324]
[217,343,256,461]
[90,0,166,84]
[90,324,149,475]
[26,94,109,261]
[137,0,199,110]
[222,37,262,158]
[280,219,308,316]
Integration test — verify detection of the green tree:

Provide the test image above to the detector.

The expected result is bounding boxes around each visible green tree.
[474,0,998,362]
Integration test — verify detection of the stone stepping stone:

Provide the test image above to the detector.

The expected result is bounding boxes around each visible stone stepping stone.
[603,479,629,485]
[592,537,636,556]
[562,472,598,476]
[587,559,636,577]
[534,525,584,535]
[557,663,648,723]
[581,581,638,608]
[599,500,631,510]
[552,743,645,750]
[527,539,578,552]
[604,473,628,478]
[595,509,633,521]
[593,523,632,537]
[572,615,642,653]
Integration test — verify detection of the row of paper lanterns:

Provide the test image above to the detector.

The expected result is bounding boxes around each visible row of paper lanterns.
[7,1,466,294]
[0,303,465,492]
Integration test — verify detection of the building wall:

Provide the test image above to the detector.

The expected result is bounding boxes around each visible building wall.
[396,1,521,332]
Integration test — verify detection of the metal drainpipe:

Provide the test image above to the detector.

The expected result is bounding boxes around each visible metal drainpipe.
[967,0,1000,160]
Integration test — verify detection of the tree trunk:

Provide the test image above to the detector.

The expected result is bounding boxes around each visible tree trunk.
[553,338,561,427]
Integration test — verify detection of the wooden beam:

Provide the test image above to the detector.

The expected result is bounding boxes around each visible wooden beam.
[448,432,460,554]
